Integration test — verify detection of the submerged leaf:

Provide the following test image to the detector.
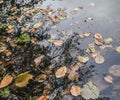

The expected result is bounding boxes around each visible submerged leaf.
[15,72,33,87]
[109,65,120,76]
[0,75,13,88]
[95,55,105,64]
[55,66,67,78]
[104,75,113,83]
[104,37,113,44]
[81,81,100,99]
[70,85,81,96]
[53,40,63,46]
[68,71,79,81]
[77,55,89,63]
[115,46,120,53]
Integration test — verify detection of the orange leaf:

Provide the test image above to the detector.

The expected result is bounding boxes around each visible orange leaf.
[38,95,48,100]
[0,75,13,88]
[70,85,81,96]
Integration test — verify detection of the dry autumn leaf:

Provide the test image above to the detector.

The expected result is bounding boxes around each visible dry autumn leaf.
[0,75,13,88]
[4,50,12,56]
[35,74,47,82]
[0,43,7,53]
[33,22,43,29]
[55,66,67,78]
[94,33,103,39]
[69,62,82,72]
[95,55,105,64]
[52,16,60,23]
[104,75,113,83]
[77,55,89,63]
[70,85,81,96]
[15,72,33,87]
[34,55,44,67]
[37,95,48,100]
[68,71,79,81]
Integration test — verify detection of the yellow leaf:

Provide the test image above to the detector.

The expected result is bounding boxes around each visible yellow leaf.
[0,75,13,88]
[77,55,89,63]
[15,72,33,87]
[55,66,67,78]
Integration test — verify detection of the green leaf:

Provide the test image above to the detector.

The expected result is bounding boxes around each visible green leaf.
[0,87,10,98]
[81,81,100,99]
[15,71,33,87]
[14,33,30,43]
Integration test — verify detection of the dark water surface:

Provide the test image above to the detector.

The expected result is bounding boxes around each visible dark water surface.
[41,0,120,99]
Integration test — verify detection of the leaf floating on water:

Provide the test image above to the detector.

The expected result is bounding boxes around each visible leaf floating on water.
[70,62,82,72]
[33,22,43,29]
[109,65,120,76]
[94,33,103,39]
[84,32,91,37]
[15,72,33,87]
[81,81,100,99]
[34,55,44,67]
[55,66,67,78]
[104,75,113,83]
[77,55,89,63]
[68,71,79,81]
[115,46,120,53]
[95,55,105,64]
[70,85,81,96]
[91,51,100,58]
[94,33,104,46]
[53,40,63,46]
[0,75,13,88]
[104,37,113,44]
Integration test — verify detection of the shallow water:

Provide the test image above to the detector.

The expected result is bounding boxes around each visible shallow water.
[41,0,120,99]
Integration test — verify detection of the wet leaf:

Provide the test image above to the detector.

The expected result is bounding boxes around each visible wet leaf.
[109,65,120,76]
[115,46,120,53]
[0,43,7,53]
[77,55,89,63]
[81,81,100,99]
[91,51,100,58]
[55,66,67,78]
[14,33,30,43]
[104,37,113,44]
[104,75,113,83]
[34,55,44,67]
[70,85,81,96]
[4,50,11,56]
[69,62,82,72]
[94,33,103,39]
[35,74,47,82]
[15,72,33,87]
[68,71,79,81]
[38,95,48,100]
[95,55,105,64]
[84,32,91,37]
[94,38,104,46]
[0,75,13,88]
[52,16,60,23]
[53,40,63,46]
[33,22,43,29]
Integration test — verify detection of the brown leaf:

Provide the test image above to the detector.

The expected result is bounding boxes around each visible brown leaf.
[53,40,63,46]
[38,95,48,100]
[34,55,44,67]
[68,71,79,81]
[4,50,11,56]
[104,75,113,83]
[0,43,7,53]
[84,32,91,37]
[70,85,81,96]
[91,51,100,58]
[35,74,47,82]
[55,66,67,78]
[33,22,43,29]
[77,55,89,63]
[94,38,104,46]
[69,62,82,72]
[94,33,103,39]
[0,75,13,88]
[52,16,60,23]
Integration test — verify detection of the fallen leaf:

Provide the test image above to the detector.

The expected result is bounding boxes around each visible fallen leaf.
[94,38,104,46]
[84,32,91,37]
[15,72,33,87]
[4,50,11,56]
[109,65,120,76]
[38,95,48,100]
[0,75,13,88]
[77,55,89,63]
[115,46,120,53]
[6,25,15,33]
[91,51,100,58]
[33,22,43,29]
[53,40,63,46]
[0,43,7,53]
[52,16,60,23]
[35,74,47,82]
[104,37,113,44]
[68,71,79,81]
[95,55,105,64]
[81,81,100,99]
[34,55,44,67]
[69,62,82,72]
[55,66,67,78]
[70,85,81,96]
[79,34,85,39]
[94,33,103,39]
[104,75,113,83]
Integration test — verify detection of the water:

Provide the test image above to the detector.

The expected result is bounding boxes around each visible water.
[41,0,120,99]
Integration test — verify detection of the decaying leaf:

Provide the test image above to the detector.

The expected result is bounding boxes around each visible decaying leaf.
[68,71,79,81]
[38,95,48,100]
[35,74,47,82]
[70,85,81,96]
[69,62,82,72]
[109,65,120,76]
[53,40,63,46]
[34,55,44,67]
[15,72,33,87]
[81,81,100,99]
[94,33,103,39]
[52,16,60,23]
[104,75,113,83]
[55,66,67,78]
[91,51,100,58]
[4,50,11,56]
[84,32,91,37]
[0,75,13,88]
[94,33,104,46]
[115,46,120,53]
[6,25,15,33]
[33,22,43,29]
[95,55,105,64]
[77,55,89,63]
[0,43,7,53]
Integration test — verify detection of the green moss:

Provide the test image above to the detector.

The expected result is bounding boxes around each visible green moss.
[0,23,9,29]
[0,87,10,98]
